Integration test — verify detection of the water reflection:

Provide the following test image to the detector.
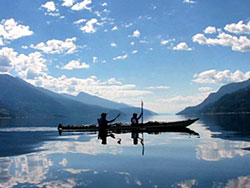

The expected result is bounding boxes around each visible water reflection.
[195,114,250,142]
[96,127,199,147]
[190,114,250,161]
[1,153,249,187]
[0,115,250,187]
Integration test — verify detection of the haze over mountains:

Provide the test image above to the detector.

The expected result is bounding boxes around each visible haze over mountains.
[0,74,155,119]
[178,79,250,115]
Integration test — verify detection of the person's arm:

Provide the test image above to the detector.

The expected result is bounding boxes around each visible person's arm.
[138,112,143,120]
[107,113,120,123]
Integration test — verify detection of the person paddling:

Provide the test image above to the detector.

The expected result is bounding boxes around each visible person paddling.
[131,112,143,126]
[98,113,120,129]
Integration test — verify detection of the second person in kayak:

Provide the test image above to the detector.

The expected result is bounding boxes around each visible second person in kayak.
[131,112,143,126]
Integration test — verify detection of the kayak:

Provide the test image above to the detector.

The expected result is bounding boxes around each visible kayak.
[58,118,198,135]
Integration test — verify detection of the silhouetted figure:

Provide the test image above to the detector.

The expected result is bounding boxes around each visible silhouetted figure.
[98,129,116,145]
[131,130,139,145]
[131,112,143,126]
[58,123,63,136]
[98,113,120,129]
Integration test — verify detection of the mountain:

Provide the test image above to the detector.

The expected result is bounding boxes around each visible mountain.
[178,79,250,115]
[0,74,117,119]
[62,92,155,116]
[0,99,13,117]
[200,86,250,114]
[62,92,130,109]
[0,74,155,121]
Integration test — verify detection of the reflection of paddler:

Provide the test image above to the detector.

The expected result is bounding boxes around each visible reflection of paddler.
[131,131,139,145]
[98,129,115,145]
[98,129,108,144]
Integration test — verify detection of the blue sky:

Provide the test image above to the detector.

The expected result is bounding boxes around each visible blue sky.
[0,0,250,113]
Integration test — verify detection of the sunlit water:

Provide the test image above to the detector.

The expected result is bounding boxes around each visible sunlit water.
[0,115,250,188]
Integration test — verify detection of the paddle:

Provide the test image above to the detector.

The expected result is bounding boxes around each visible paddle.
[141,101,143,124]
[110,113,120,123]
[115,113,120,120]
[141,100,145,156]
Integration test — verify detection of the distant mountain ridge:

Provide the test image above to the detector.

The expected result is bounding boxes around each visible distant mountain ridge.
[62,92,154,116]
[0,74,155,120]
[63,92,130,110]
[178,79,250,115]
[0,74,112,119]
[200,86,250,114]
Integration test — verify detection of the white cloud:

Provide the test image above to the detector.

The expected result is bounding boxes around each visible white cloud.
[183,0,196,3]
[192,33,207,45]
[124,23,133,28]
[0,47,47,79]
[71,0,92,11]
[61,0,75,7]
[41,1,57,12]
[204,26,217,34]
[17,52,47,79]
[0,18,33,42]
[92,56,98,63]
[111,26,118,31]
[30,37,77,54]
[130,41,135,46]
[132,30,140,38]
[173,42,192,51]
[193,21,250,52]
[139,40,148,44]
[27,74,151,101]
[198,87,213,92]
[132,50,138,54]
[113,54,128,61]
[61,60,90,70]
[101,2,107,6]
[110,43,117,47]
[0,47,17,72]
[146,86,170,90]
[73,19,86,24]
[224,20,250,35]
[46,12,60,17]
[151,93,208,113]
[193,69,250,84]
[0,38,3,45]
[105,78,122,85]
[193,32,250,52]
[161,40,170,45]
[80,18,98,33]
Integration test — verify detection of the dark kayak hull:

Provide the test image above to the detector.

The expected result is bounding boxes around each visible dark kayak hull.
[58,118,199,134]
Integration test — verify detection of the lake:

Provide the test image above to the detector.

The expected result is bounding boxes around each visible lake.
[0,114,250,188]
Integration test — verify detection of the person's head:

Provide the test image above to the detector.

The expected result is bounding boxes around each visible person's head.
[133,113,137,118]
[101,113,107,118]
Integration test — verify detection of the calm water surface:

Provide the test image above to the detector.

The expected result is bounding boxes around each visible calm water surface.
[0,115,250,188]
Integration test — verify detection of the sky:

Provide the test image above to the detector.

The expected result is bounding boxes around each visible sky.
[0,0,250,113]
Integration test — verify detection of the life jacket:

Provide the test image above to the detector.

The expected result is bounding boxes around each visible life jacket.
[98,117,107,128]
[131,117,138,125]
